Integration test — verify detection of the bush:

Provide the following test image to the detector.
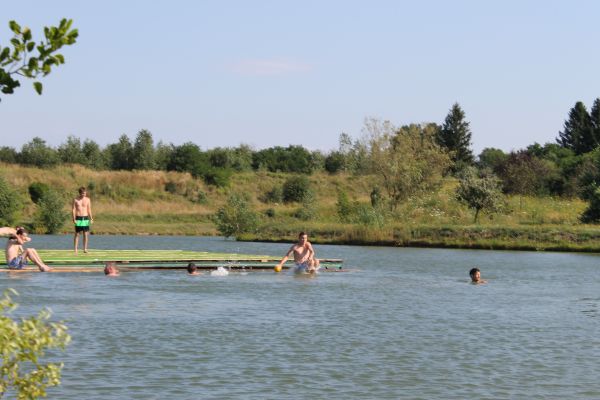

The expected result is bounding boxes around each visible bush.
[336,190,355,222]
[28,182,51,204]
[260,185,283,204]
[294,190,317,220]
[33,189,68,234]
[265,208,276,218]
[283,176,311,203]
[0,176,20,225]
[203,168,232,188]
[213,193,258,237]
[0,289,71,399]
[164,181,178,194]
[324,151,346,173]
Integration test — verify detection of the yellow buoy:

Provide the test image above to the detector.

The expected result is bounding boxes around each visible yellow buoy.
[274,265,282,273]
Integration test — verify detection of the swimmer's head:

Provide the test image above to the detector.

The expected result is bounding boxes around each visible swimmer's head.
[187,262,197,274]
[469,267,481,282]
[104,262,119,275]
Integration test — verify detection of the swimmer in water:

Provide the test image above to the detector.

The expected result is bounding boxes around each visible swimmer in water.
[469,267,487,284]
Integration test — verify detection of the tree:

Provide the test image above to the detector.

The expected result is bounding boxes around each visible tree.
[81,139,106,170]
[132,129,156,170]
[477,147,507,174]
[591,98,600,145]
[556,101,595,155]
[106,134,134,170]
[364,118,451,210]
[497,151,556,203]
[456,167,504,223]
[20,137,59,168]
[166,142,207,174]
[581,186,600,223]
[57,135,85,165]
[0,176,20,225]
[213,193,258,238]
[0,147,18,164]
[437,103,474,171]
[0,19,78,100]
[0,289,70,399]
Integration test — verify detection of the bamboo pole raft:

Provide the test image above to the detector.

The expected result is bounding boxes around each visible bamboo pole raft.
[0,249,345,273]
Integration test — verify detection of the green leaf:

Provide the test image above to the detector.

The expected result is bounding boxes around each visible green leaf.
[9,20,21,34]
[26,41,35,52]
[0,47,9,62]
[54,54,65,64]
[22,28,32,41]
[33,81,42,95]
[28,57,38,70]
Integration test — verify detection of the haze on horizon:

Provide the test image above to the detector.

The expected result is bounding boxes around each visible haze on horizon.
[2,0,600,156]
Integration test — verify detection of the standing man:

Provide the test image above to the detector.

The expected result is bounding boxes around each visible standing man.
[275,232,320,274]
[72,186,93,254]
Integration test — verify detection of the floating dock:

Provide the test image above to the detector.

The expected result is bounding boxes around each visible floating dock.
[0,249,345,272]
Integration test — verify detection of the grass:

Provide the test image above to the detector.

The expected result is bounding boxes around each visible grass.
[2,162,599,251]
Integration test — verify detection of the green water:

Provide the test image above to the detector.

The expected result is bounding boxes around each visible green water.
[2,235,600,399]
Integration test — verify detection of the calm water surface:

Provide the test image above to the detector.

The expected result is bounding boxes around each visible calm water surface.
[2,235,600,399]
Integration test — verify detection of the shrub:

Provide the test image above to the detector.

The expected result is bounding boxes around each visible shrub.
[0,289,71,399]
[294,190,317,220]
[203,168,232,188]
[283,176,311,203]
[265,208,276,218]
[33,189,68,234]
[28,182,51,204]
[260,185,283,204]
[324,151,346,173]
[336,190,354,222]
[164,181,178,194]
[0,176,20,225]
[213,193,258,237]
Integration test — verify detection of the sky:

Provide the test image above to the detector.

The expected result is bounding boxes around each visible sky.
[2,0,600,155]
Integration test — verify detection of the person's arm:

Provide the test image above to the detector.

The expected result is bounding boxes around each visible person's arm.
[87,198,93,222]
[306,242,316,260]
[0,227,16,237]
[276,246,294,268]
[72,199,77,223]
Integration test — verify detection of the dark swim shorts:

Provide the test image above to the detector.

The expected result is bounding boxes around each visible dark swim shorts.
[75,216,91,232]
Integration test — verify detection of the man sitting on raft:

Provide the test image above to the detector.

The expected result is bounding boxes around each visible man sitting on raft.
[275,232,320,274]
[5,227,51,272]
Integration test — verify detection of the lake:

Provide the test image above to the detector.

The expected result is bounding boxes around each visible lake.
[2,235,600,399]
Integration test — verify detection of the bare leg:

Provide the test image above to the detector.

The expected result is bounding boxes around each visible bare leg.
[23,248,51,272]
[83,231,89,253]
[74,232,79,254]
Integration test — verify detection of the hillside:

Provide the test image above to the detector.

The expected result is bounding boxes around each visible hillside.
[3,163,600,251]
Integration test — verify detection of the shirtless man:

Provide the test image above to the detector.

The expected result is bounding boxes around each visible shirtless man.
[72,186,93,254]
[275,232,320,274]
[104,262,120,276]
[469,267,487,284]
[5,227,51,272]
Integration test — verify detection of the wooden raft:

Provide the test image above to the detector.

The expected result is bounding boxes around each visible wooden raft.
[0,249,344,272]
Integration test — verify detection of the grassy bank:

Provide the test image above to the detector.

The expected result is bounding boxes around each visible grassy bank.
[2,163,599,252]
